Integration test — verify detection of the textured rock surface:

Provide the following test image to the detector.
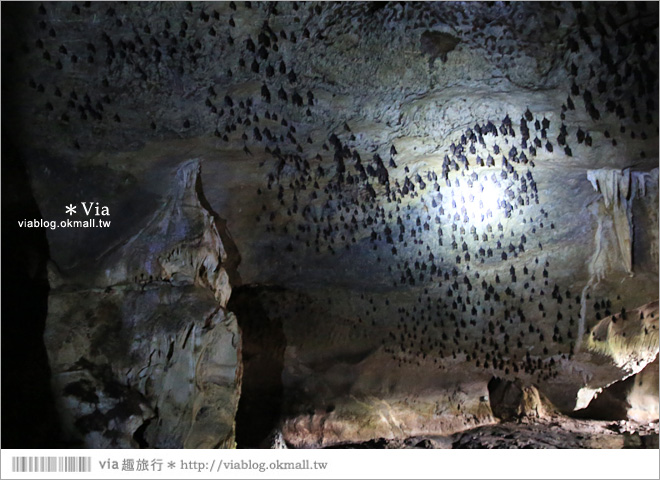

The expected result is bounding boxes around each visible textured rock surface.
[2,1,658,448]
[575,302,659,422]
[43,161,242,448]
[586,168,657,275]
[451,417,659,449]
[487,377,556,422]
[576,358,659,423]
[627,358,660,423]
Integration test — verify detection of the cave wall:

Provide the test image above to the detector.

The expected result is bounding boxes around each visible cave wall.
[2,1,658,447]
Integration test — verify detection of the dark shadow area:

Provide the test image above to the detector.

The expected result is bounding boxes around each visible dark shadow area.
[487,376,518,421]
[571,375,635,421]
[1,2,61,448]
[1,136,61,448]
[326,438,393,449]
[228,285,286,448]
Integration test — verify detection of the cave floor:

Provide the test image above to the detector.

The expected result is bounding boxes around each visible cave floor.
[450,417,659,449]
[327,417,659,449]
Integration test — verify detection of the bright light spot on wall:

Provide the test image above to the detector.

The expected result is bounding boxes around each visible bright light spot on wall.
[446,174,505,227]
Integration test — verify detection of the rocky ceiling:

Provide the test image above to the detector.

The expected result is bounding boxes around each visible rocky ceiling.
[2,1,658,449]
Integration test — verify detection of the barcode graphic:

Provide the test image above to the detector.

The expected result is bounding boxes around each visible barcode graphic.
[12,457,91,473]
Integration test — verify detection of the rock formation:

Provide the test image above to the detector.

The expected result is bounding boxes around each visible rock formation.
[487,377,556,422]
[43,160,242,448]
[586,168,658,276]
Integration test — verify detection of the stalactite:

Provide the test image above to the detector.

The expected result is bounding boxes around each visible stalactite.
[578,168,658,353]
[577,202,604,353]
[586,168,658,275]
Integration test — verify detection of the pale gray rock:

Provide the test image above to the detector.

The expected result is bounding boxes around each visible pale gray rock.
[44,161,241,448]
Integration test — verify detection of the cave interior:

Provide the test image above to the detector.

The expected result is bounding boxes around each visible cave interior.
[1,1,659,449]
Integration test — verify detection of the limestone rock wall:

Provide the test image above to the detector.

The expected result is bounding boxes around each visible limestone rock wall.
[44,160,242,448]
